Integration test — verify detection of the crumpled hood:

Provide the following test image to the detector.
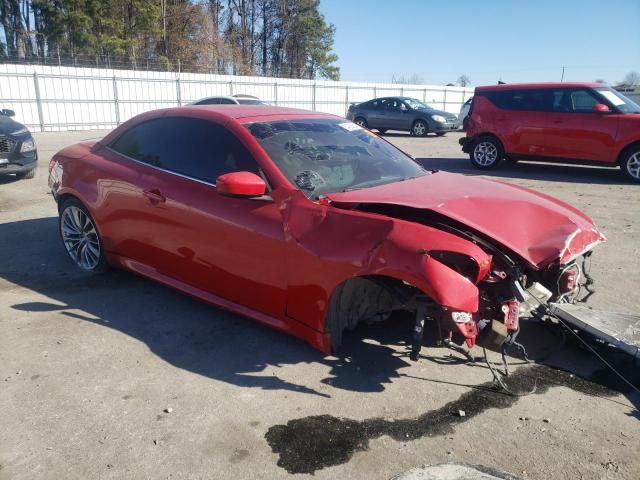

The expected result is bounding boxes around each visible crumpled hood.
[326,172,605,267]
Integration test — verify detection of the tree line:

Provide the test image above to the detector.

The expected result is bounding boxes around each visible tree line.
[0,0,340,79]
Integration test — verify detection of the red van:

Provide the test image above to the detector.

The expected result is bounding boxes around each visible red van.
[459,82,640,182]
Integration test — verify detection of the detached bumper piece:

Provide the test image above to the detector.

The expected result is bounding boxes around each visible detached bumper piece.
[550,303,640,360]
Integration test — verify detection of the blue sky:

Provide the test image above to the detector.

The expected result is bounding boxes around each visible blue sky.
[319,0,640,86]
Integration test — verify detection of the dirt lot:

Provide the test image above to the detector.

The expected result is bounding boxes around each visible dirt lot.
[1,130,638,480]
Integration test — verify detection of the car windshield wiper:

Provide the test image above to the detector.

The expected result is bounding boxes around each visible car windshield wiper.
[341,175,417,193]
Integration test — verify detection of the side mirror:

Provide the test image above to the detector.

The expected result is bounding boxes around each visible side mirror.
[592,103,610,113]
[216,171,266,198]
[1,109,15,117]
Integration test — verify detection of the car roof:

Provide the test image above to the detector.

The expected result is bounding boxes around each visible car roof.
[176,105,335,122]
[476,82,604,92]
[190,95,238,103]
[99,106,339,146]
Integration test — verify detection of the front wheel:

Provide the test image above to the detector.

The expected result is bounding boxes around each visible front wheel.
[58,199,108,273]
[411,120,428,137]
[435,132,446,137]
[621,147,640,183]
[377,129,387,134]
[470,136,504,170]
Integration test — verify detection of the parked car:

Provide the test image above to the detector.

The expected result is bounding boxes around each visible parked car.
[48,105,604,357]
[460,82,640,182]
[346,97,458,136]
[189,94,266,105]
[0,108,37,179]
[457,96,473,130]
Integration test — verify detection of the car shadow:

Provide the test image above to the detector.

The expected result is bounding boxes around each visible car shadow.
[0,173,22,185]
[2,217,638,411]
[416,157,629,185]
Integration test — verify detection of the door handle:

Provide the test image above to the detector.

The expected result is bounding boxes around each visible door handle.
[143,188,166,203]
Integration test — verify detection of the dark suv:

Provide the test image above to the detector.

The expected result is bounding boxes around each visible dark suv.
[347,97,458,136]
[0,109,38,179]
[460,82,640,182]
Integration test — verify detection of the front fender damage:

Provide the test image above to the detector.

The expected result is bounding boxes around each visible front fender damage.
[280,192,490,352]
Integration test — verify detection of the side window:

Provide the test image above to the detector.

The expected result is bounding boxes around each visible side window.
[551,89,600,113]
[110,117,259,183]
[486,89,551,111]
[197,98,219,105]
[219,98,236,104]
[368,100,380,110]
[570,89,600,113]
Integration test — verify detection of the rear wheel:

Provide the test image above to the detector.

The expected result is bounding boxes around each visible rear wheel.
[436,132,446,137]
[377,129,387,134]
[411,120,428,137]
[621,146,640,183]
[58,199,108,273]
[354,117,368,128]
[470,136,504,170]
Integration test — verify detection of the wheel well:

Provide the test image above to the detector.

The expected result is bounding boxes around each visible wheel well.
[56,193,81,212]
[616,140,640,165]
[324,275,421,353]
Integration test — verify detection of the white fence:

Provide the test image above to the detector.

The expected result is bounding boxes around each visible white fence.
[0,64,473,132]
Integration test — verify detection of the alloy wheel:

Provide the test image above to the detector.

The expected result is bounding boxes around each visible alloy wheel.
[473,141,498,166]
[60,206,101,270]
[626,152,640,180]
[412,121,426,136]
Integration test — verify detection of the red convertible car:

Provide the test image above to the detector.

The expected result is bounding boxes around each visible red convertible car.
[48,106,605,358]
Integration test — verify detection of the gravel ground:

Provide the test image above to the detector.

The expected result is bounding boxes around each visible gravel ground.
[0,129,638,480]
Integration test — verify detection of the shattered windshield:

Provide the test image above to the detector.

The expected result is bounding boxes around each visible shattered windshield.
[246,118,427,198]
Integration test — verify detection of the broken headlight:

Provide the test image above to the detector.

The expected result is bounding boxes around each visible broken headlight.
[429,251,480,283]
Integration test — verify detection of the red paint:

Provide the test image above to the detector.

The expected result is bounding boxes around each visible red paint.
[49,106,605,353]
[466,82,640,164]
[216,171,266,197]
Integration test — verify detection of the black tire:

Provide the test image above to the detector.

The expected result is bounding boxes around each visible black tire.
[354,117,368,129]
[469,135,504,170]
[58,198,108,273]
[620,145,640,183]
[411,119,428,137]
[377,129,387,134]
[436,132,446,137]
[17,168,36,179]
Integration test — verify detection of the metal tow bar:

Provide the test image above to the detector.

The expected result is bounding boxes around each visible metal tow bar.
[410,296,429,361]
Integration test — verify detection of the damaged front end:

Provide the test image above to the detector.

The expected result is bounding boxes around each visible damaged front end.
[416,224,601,361]
[323,199,604,363]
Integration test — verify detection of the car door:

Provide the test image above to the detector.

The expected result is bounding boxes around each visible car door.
[380,99,411,130]
[544,88,619,161]
[366,99,385,128]
[108,116,287,318]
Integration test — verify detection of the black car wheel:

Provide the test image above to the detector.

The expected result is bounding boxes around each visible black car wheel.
[436,132,446,137]
[470,136,504,170]
[378,129,387,134]
[354,117,368,128]
[17,168,36,179]
[58,198,108,273]
[411,120,428,137]
[621,145,640,183]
